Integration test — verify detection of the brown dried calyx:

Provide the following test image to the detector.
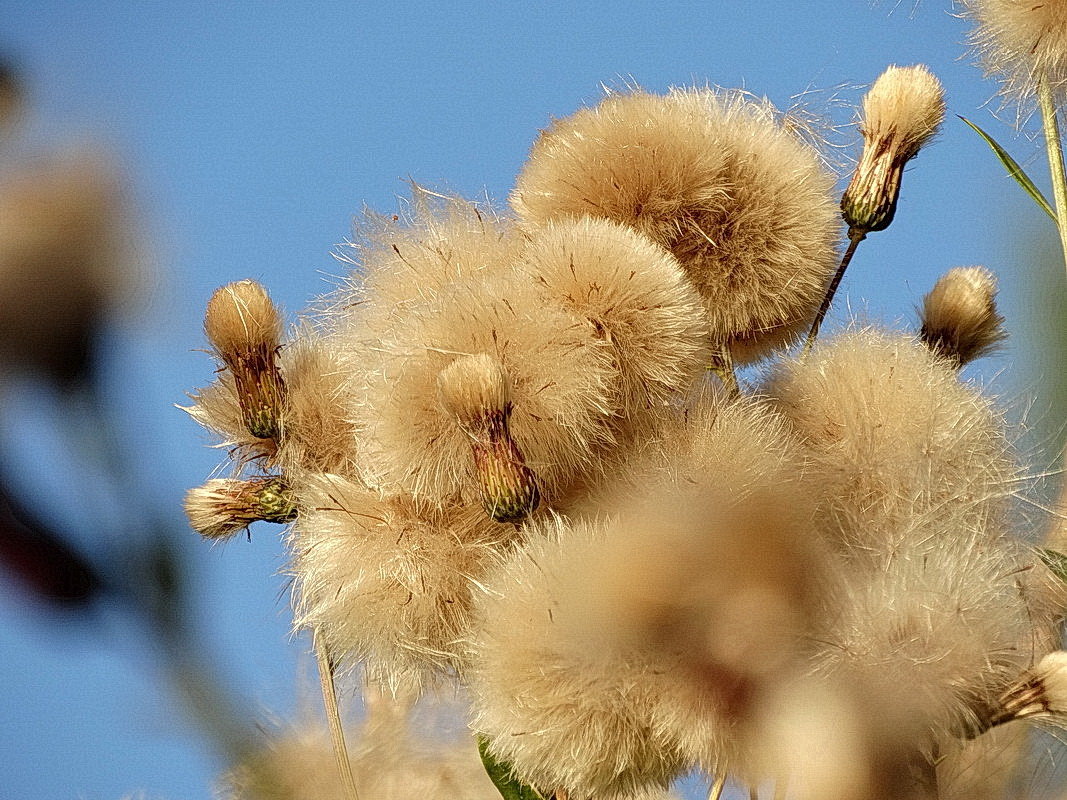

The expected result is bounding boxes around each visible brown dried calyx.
[184,477,298,540]
[436,354,540,524]
[204,280,287,440]
[842,65,945,235]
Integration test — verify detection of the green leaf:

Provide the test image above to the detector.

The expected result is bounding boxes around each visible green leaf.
[476,734,546,800]
[960,115,1057,222]
[1039,547,1067,583]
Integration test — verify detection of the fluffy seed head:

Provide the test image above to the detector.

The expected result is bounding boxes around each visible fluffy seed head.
[467,516,689,798]
[342,229,618,505]
[765,328,1016,555]
[519,216,710,431]
[962,0,1067,103]
[437,355,540,524]
[842,65,945,233]
[184,477,297,540]
[291,474,515,693]
[204,280,287,440]
[919,266,1006,366]
[511,88,839,362]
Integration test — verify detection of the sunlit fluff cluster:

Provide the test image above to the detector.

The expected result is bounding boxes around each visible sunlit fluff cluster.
[511,88,840,362]
[962,0,1067,101]
[181,71,1067,800]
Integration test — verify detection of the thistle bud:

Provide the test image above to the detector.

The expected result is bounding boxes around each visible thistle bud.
[183,477,298,540]
[436,354,540,524]
[204,280,286,440]
[991,651,1067,725]
[919,266,1006,366]
[841,65,945,234]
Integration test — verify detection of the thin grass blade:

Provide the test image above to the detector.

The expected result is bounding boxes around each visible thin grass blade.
[960,115,1056,222]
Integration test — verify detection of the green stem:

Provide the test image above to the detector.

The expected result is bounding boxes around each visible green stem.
[314,632,360,800]
[804,228,867,355]
[1037,74,1067,280]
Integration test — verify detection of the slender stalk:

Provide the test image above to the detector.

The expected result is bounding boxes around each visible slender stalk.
[709,345,740,398]
[1037,74,1067,280]
[749,785,760,800]
[314,631,360,800]
[804,229,867,354]
[707,772,727,800]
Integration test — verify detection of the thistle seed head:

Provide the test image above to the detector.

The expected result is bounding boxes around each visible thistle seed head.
[204,280,287,439]
[183,477,297,540]
[919,266,1006,366]
[842,65,945,234]
[437,354,540,524]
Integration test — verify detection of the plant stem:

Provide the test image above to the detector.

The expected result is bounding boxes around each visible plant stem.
[709,345,740,398]
[314,631,360,800]
[804,228,867,354]
[707,772,727,800]
[1037,73,1067,280]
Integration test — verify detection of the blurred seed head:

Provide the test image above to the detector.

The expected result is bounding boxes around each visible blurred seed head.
[0,154,136,386]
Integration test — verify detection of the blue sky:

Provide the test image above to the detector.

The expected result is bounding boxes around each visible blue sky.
[0,2,1062,798]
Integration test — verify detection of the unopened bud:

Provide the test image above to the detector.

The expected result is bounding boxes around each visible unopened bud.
[436,354,540,524]
[919,266,1006,366]
[183,477,298,540]
[841,65,945,234]
[204,280,286,440]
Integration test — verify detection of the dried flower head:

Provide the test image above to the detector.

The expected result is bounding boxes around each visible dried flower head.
[842,65,945,234]
[205,280,287,440]
[436,354,540,524]
[184,326,360,476]
[519,216,710,430]
[919,266,1007,366]
[291,474,514,693]
[342,233,618,505]
[184,477,297,540]
[765,328,1015,554]
[466,515,689,799]
[511,87,839,363]
[962,0,1067,103]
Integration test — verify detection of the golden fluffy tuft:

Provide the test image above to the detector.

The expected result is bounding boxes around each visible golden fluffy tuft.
[919,266,1007,366]
[466,515,689,799]
[436,353,511,426]
[519,216,710,427]
[765,328,1016,554]
[183,477,297,540]
[842,65,945,234]
[962,0,1067,102]
[290,474,515,694]
[861,65,945,162]
[511,88,839,362]
[205,280,283,358]
[344,261,617,506]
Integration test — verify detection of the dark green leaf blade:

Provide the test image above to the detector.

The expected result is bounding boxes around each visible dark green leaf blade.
[960,115,1057,222]
[477,734,546,800]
